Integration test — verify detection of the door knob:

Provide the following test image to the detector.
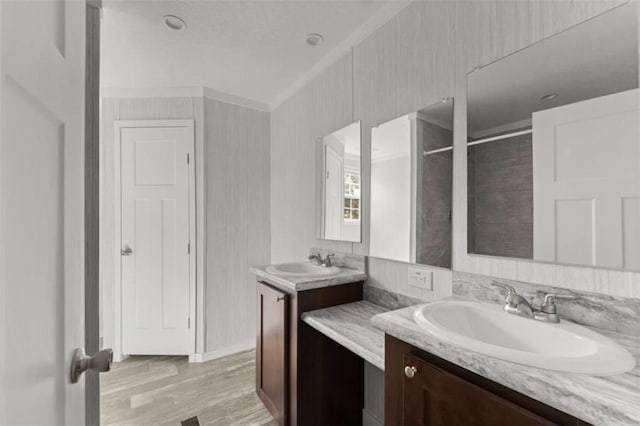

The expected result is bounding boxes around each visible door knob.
[121,246,133,256]
[404,365,418,378]
[70,347,113,383]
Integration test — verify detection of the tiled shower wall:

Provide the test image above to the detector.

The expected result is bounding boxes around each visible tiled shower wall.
[416,120,453,268]
[468,134,533,259]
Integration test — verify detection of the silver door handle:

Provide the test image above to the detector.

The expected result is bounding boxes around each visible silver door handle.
[70,347,113,383]
[121,246,133,256]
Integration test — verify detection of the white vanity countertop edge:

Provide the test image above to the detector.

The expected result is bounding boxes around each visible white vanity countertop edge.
[371,302,640,426]
[250,265,368,292]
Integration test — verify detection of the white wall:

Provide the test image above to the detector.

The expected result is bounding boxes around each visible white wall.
[270,0,640,300]
[370,156,411,262]
[203,97,270,354]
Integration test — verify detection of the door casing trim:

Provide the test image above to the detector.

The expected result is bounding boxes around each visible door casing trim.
[113,119,198,361]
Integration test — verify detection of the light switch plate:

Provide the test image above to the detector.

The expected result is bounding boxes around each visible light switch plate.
[408,267,433,291]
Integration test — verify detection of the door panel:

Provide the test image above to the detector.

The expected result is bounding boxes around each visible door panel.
[256,281,288,425]
[0,0,86,424]
[119,122,194,355]
[533,89,640,269]
[324,143,344,240]
[623,197,640,270]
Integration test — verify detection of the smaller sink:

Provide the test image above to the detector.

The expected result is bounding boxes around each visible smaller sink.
[266,262,341,278]
[413,299,635,375]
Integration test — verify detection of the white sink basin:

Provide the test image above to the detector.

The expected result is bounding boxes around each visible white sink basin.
[414,299,635,375]
[266,262,341,277]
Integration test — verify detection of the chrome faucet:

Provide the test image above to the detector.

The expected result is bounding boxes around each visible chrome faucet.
[308,252,335,267]
[491,281,574,323]
[491,281,534,319]
[530,291,575,323]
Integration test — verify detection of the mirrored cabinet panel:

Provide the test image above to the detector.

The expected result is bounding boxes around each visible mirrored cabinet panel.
[467,4,639,271]
[316,121,362,242]
[370,100,454,268]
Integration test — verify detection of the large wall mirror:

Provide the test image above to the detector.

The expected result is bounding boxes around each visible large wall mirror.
[467,4,639,271]
[370,99,454,268]
[316,122,362,242]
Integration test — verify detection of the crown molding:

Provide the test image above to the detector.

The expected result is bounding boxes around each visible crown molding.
[100,86,270,112]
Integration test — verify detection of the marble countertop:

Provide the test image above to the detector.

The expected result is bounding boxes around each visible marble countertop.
[301,301,387,370]
[371,299,640,426]
[250,265,367,293]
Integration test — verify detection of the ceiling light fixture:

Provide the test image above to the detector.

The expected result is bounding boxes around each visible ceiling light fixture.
[305,33,325,47]
[163,15,186,31]
[540,93,558,101]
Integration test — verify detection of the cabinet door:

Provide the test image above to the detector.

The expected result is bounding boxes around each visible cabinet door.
[256,282,289,425]
[402,353,555,426]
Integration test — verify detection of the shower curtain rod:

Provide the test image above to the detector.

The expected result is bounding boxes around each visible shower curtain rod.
[467,128,532,147]
[422,145,453,156]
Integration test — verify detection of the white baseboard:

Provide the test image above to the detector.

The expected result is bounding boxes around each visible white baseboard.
[113,352,128,363]
[189,339,255,363]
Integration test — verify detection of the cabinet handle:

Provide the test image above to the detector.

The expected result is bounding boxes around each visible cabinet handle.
[276,296,285,302]
[404,366,418,378]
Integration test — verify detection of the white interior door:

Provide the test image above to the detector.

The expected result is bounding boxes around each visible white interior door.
[0,1,86,424]
[533,89,640,269]
[119,121,195,355]
[324,143,344,240]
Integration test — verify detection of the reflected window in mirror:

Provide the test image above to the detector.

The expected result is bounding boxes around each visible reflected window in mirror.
[467,3,639,271]
[317,121,361,242]
[370,99,454,268]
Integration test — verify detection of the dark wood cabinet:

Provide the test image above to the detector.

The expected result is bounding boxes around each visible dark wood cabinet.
[401,352,553,425]
[256,279,365,426]
[386,335,590,426]
[256,281,289,424]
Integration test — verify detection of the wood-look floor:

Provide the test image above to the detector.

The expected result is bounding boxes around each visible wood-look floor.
[101,350,276,426]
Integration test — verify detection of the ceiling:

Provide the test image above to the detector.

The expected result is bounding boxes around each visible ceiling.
[468,3,638,135]
[101,0,408,109]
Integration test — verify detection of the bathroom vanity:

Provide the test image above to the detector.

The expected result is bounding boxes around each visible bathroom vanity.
[251,262,368,426]
[384,335,589,425]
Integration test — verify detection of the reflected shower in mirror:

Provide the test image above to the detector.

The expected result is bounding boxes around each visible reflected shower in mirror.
[467,3,639,271]
[370,99,453,268]
[316,121,362,242]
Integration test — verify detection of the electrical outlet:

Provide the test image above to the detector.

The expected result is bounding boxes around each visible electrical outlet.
[408,267,433,291]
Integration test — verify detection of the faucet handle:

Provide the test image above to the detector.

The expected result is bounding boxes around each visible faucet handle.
[531,290,547,310]
[541,293,575,314]
[324,253,335,266]
[491,281,517,299]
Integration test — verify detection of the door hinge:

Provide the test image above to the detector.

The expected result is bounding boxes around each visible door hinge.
[187,153,190,164]
[188,317,191,328]
[326,170,329,180]
[187,242,191,254]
